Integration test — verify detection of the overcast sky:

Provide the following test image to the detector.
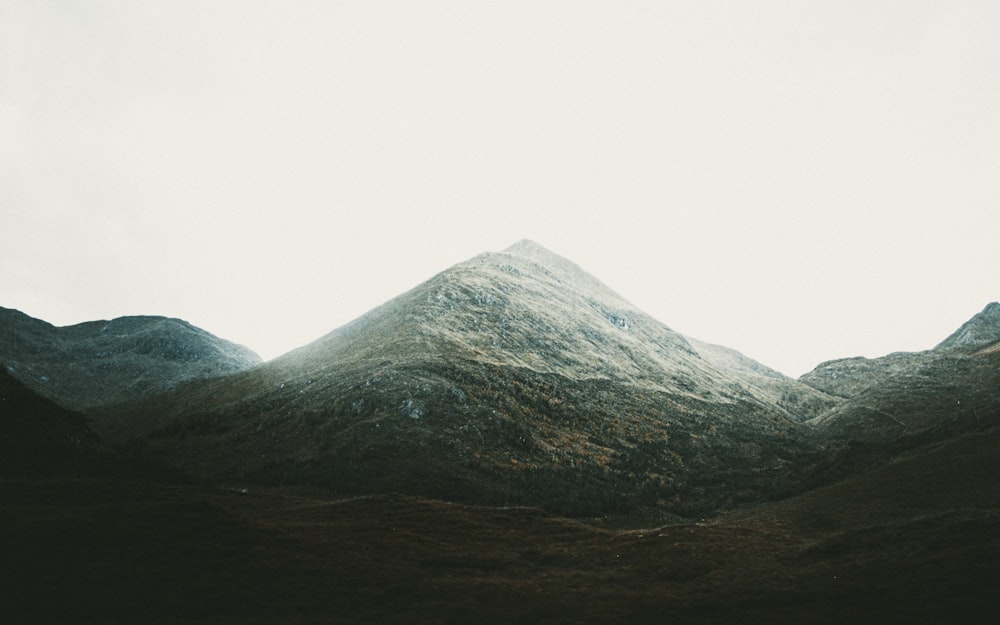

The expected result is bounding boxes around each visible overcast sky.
[2,1,998,376]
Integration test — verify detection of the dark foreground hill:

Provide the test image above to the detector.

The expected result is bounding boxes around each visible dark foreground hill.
[0,367,186,481]
[97,241,842,517]
[2,423,997,624]
[0,307,261,411]
[0,367,114,478]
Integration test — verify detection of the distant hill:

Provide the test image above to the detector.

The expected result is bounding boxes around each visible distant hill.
[0,307,261,411]
[800,302,1000,446]
[97,240,841,517]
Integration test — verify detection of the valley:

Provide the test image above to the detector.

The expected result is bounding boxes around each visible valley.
[4,422,998,625]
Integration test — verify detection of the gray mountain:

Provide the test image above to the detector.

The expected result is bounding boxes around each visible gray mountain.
[99,241,839,517]
[0,307,262,411]
[935,301,1000,352]
[799,352,929,400]
[801,302,1000,445]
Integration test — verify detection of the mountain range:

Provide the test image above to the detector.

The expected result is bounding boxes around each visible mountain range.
[2,240,998,623]
[89,240,847,516]
[4,241,998,517]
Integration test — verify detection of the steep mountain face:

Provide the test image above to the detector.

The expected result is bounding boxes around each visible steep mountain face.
[800,302,1000,446]
[0,307,262,411]
[100,241,839,517]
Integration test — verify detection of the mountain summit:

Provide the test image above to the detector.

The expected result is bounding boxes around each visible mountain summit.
[277,239,694,387]
[271,240,827,411]
[101,241,837,517]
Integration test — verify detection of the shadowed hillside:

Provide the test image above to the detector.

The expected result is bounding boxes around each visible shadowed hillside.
[2,423,997,624]
[0,366,115,478]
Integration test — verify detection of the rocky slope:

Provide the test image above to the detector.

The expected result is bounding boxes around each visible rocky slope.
[936,301,1000,351]
[0,307,262,411]
[98,241,840,517]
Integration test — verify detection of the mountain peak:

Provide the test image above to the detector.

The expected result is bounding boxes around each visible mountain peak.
[503,238,555,256]
[500,239,576,271]
[495,239,613,296]
[935,302,1000,352]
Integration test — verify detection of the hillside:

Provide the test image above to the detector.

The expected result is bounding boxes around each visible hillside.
[936,301,1000,351]
[97,241,841,517]
[0,307,262,411]
[800,302,1000,446]
[0,366,114,478]
[3,423,998,624]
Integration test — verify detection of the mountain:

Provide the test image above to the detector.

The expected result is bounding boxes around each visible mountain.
[799,351,928,399]
[97,240,840,517]
[0,307,262,411]
[4,245,998,623]
[936,301,1000,352]
[800,302,1000,446]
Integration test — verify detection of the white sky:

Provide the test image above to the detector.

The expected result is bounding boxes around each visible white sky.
[2,1,998,377]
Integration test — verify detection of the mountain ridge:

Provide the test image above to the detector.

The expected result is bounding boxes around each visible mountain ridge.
[800,302,1000,446]
[6,243,998,519]
[0,306,262,411]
